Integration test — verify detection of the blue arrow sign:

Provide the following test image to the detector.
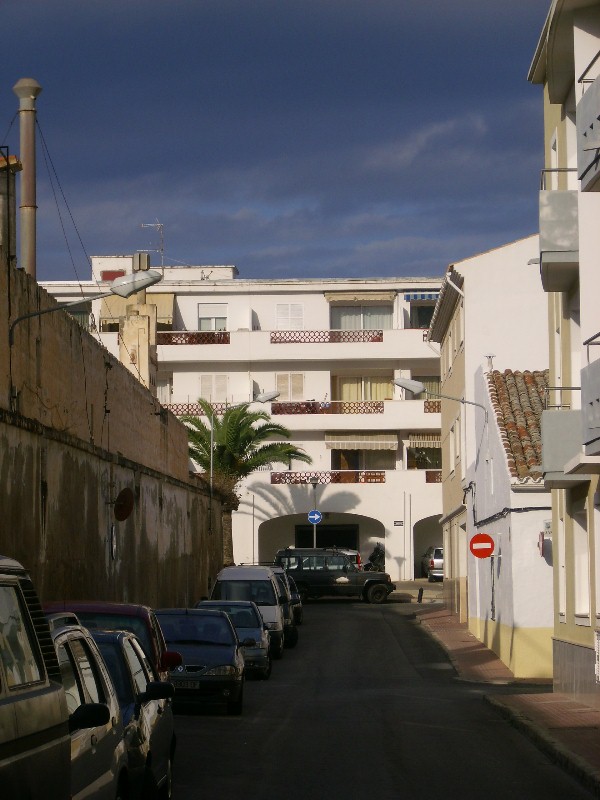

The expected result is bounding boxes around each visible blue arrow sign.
[308,510,322,525]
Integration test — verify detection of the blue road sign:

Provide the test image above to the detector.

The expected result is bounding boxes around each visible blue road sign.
[308,510,322,525]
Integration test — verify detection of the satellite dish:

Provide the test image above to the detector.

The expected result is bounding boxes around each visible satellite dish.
[113,487,134,521]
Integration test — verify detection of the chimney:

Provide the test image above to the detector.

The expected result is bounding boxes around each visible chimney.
[13,78,42,279]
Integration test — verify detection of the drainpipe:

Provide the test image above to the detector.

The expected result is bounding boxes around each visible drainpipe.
[13,78,42,279]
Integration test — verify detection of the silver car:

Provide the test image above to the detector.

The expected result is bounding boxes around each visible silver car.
[421,546,444,582]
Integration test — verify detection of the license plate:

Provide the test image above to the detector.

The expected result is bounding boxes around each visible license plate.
[173,679,200,690]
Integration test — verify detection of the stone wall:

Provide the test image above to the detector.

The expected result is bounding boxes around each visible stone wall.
[0,256,222,604]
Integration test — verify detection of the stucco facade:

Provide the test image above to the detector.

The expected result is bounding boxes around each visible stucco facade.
[43,260,444,580]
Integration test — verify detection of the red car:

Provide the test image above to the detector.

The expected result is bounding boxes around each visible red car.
[43,600,182,680]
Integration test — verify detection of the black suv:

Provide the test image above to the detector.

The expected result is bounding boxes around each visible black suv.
[274,548,395,604]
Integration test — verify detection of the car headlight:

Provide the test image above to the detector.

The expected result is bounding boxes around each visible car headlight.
[203,665,241,677]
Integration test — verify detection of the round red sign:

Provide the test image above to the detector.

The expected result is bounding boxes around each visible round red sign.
[469,533,495,559]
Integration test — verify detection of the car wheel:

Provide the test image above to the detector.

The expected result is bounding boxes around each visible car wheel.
[272,634,284,660]
[261,656,272,680]
[227,683,244,715]
[285,626,299,648]
[115,777,129,800]
[366,584,389,604]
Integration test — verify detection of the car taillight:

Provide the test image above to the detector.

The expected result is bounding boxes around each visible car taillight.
[429,559,434,568]
[356,554,362,567]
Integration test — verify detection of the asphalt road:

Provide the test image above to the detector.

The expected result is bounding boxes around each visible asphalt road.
[172,598,594,800]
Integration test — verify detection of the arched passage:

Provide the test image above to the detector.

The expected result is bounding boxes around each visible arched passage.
[413,514,443,577]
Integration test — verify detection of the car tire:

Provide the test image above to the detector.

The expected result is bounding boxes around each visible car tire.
[227,683,244,716]
[261,656,272,680]
[366,584,389,604]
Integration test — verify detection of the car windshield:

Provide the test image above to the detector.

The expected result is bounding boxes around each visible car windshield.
[76,612,152,660]
[156,614,235,646]
[212,580,276,606]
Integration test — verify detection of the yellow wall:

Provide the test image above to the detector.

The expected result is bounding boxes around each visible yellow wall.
[468,616,554,679]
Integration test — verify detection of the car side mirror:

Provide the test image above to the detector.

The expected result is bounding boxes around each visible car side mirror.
[140,681,175,704]
[69,702,110,733]
[161,650,183,670]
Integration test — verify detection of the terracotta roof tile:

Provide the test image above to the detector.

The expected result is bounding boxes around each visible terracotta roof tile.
[487,369,549,480]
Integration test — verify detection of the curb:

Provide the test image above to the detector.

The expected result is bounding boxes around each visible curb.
[484,695,600,798]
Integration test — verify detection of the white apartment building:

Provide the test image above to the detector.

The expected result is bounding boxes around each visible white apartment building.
[43,258,443,580]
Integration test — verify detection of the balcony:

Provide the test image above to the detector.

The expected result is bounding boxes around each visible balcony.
[156,331,230,345]
[272,400,384,415]
[582,359,600,457]
[577,75,600,191]
[541,409,589,488]
[538,184,578,292]
[271,470,386,484]
[270,329,383,344]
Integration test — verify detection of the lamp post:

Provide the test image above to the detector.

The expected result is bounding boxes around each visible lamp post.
[207,390,280,535]
[9,269,163,346]
[393,377,488,424]
[309,475,319,547]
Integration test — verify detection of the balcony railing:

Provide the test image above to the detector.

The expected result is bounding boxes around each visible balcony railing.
[271,400,384,415]
[424,400,441,413]
[270,330,383,344]
[271,470,386,484]
[167,402,237,416]
[157,331,230,345]
[425,470,442,483]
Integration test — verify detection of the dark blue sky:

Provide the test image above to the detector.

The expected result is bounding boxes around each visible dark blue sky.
[2,0,550,282]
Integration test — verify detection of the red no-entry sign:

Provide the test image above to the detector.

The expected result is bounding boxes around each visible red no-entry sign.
[469,533,495,559]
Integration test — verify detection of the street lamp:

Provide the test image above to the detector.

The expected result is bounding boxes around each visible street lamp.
[309,475,319,547]
[393,377,488,424]
[207,390,280,534]
[9,269,163,346]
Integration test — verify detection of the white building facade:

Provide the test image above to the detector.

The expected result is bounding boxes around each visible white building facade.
[43,259,443,580]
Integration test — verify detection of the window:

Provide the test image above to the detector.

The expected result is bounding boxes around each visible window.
[406,447,442,470]
[67,303,92,331]
[199,374,228,402]
[57,643,84,714]
[157,377,172,404]
[330,305,392,330]
[276,304,303,330]
[331,449,395,470]
[123,639,149,695]
[419,376,440,395]
[332,375,393,401]
[409,305,434,329]
[68,638,103,704]
[0,586,42,688]
[276,373,304,401]
[198,303,227,331]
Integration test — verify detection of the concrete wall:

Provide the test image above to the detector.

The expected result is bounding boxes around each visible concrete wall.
[0,257,222,604]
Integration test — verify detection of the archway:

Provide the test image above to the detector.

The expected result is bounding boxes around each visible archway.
[413,515,442,577]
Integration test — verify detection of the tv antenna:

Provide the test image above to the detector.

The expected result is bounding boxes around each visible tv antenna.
[139,220,164,269]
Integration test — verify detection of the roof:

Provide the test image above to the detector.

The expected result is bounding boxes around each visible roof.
[487,369,549,480]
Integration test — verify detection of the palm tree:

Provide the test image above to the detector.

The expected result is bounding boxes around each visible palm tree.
[184,398,312,566]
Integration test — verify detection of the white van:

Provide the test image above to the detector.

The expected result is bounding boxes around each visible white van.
[210,566,286,658]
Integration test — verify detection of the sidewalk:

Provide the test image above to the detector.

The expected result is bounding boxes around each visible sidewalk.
[415,605,600,797]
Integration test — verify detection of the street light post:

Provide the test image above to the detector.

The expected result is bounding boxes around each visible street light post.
[393,377,488,423]
[9,270,163,346]
[309,475,319,547]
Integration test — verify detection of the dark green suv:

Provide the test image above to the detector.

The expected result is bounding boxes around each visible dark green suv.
[274,547,395,603]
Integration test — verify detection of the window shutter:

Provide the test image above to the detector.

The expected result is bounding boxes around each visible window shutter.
[290,373,304,400]
[276,303,303,330]
[200,375,213,400]
[214,375,228,402]
[276,373,291,401]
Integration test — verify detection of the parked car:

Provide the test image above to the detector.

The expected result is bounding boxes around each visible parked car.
[92,629,176,799]
[286,574,304,626]
[274,547,395,603]
[210,566,286,658]
[195,599,271,680]
[421,546,444,581]
[0,557,72,799]
[270,566,299,647]
[43,600,182,680]
[155,608,246,715]
[48,615,131,800]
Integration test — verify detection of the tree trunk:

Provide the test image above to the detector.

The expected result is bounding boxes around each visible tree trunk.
[221,510,235,567]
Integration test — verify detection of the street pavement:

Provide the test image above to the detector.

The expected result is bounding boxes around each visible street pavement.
[393,581,600,797]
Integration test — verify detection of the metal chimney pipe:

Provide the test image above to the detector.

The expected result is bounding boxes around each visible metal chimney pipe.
[13,78,42,279]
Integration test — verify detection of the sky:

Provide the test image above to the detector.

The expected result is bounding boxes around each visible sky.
[2,0,551,283]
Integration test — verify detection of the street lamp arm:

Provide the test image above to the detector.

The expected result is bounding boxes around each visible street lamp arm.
[393,377,488,424]
[9,294,113,345]
[428,389,488,423]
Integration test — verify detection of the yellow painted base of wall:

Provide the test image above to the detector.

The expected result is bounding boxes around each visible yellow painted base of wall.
[468,617,553,679]
[443,577,468,624]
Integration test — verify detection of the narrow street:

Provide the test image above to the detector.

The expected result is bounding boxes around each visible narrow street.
[172,599,595,800]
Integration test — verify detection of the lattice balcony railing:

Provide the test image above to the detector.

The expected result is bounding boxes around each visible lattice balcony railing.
[271,470,385,485]
[157,331,230,345]
[167,402,236,417]
[271,400,384,415]
[424,400,441,413]
[425,470,442,483]
[270,329,383,344]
